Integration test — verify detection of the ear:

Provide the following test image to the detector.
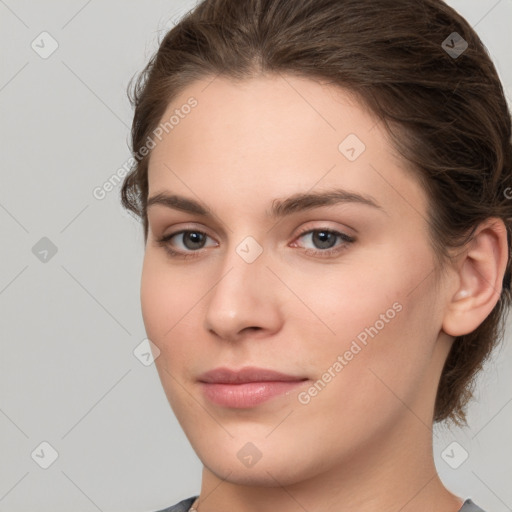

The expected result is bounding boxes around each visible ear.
[442,218,509,337]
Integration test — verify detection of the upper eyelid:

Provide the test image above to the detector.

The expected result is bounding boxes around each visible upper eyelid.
[161,225,350,239]
[157,218,354,236]
[295,225,352,236]
[157,223,216,240]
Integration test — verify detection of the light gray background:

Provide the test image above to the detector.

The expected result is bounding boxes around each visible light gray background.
[0,1,511,511]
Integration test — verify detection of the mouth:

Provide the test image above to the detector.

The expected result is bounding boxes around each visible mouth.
[197,366,309,408]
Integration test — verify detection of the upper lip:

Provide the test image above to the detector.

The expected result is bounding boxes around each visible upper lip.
[198,366,307,384]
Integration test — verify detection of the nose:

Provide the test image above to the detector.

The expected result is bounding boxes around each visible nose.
[203,246,283,342]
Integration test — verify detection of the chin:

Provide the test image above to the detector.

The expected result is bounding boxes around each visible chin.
[200,453,314,488]
[191,430,337,489]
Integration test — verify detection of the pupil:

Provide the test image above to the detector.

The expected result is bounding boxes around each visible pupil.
[313,231,336,249]
[184,232,205,250]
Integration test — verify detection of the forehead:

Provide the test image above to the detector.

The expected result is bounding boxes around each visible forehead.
[151,74,379,163]
[146,74,428,221]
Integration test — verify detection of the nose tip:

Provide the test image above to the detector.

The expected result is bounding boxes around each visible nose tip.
[204,295,267,341]
[203,261,283,342]
[206,322,263,342]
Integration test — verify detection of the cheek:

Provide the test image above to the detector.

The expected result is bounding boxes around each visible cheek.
[140,253,201,412]
[291,244,438,382]
[140,255,168,342]
[140,252,197,352]
[291,293,436,444]
[284,253,402,345]
[140,249,195,370]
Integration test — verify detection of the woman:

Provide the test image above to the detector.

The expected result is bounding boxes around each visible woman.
[121,0,512,511]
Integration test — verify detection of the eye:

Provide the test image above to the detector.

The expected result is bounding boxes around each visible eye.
[156,230,217,258]
[155,227,354,259]
[292,228,355,256]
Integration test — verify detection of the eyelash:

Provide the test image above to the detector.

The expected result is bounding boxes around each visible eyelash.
[155,227,355,260]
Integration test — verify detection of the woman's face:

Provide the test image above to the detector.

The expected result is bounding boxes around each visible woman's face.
[141,75,454,486]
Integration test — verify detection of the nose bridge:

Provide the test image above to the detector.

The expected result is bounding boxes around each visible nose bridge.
[203,236,280,339]
[216,234,268,297]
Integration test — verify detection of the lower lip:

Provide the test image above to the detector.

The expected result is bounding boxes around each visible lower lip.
[200,381,306,408]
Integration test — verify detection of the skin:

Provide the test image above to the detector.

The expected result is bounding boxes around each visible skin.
[141,74,508,512]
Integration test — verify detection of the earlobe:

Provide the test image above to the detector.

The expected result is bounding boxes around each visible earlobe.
[442,218,509,337]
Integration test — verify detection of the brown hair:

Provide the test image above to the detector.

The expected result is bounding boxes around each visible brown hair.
[121,0,512,425]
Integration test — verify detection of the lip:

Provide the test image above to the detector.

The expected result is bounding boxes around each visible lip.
[198,366,308,408]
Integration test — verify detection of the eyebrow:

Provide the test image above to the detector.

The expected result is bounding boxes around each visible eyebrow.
[146,188,384,218]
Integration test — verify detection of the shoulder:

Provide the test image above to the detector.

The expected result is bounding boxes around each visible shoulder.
[460,499,487,512]
[152,496,198,512]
